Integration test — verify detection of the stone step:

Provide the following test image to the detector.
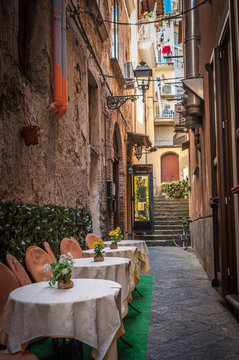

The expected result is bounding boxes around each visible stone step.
[154,198,188,203]
[154,224,181,229]
[154,205,188,208]
[154,208,188,212]
[146,239,175,247]
[154,214,189,218]
[154,229,181,235]
[133,234,175,241]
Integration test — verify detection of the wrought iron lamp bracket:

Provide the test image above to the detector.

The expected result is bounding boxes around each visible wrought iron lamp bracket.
[106,95,141,110]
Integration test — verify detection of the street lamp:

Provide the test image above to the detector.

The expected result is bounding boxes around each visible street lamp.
[106,60,152,109]
[134,60,152,103]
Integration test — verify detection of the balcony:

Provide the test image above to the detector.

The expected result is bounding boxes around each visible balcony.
[155,103,175,124]
[138,19,157,68]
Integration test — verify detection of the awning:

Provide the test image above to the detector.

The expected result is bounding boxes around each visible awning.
[127,132,152,148]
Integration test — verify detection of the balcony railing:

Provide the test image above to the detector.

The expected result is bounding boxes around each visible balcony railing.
[155,104,175,119]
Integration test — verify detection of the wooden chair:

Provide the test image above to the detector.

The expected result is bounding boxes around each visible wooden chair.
[85,233,99,250]
[60,238,83,259]
[6,254,32,287]
[0,263,38,360]
[43,242,57,263]
[25,246,52,283]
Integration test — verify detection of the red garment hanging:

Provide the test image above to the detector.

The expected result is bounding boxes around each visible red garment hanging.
[162,45,171,54]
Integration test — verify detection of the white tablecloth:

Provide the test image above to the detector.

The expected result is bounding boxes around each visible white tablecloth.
[72,257,131,317]
[103,240,150,274]
[0,279,123,360]
[82,246,139,290]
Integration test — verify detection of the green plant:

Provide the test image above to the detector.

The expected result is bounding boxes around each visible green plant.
[161,180,188,199]
[0,201,92,264]
[44,253,73,287]
[141,11,154,18]
[109,227,123,243]
[93,239,105,257]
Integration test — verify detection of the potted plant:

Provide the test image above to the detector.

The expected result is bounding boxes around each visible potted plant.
[109,227,123,249]
[44,253,74,289]
[93,239,105,262]
[21,125,40,146]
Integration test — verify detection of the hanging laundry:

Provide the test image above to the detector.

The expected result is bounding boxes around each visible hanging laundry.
[163,0,172,14]
[162,45,171,54]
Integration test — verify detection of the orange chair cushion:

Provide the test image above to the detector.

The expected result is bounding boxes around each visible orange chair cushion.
[85,233,99,249]
[60,238,83,259]
[43,242,57,263]
[0,350,38,359]
[6,254,32,287]
[25,246,52,282]
[0,263,19,320]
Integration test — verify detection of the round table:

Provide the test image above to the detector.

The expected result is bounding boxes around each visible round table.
[72,257,131,317]
[104,240,150,274]
[82,246,139,290]
[0,279,123,360]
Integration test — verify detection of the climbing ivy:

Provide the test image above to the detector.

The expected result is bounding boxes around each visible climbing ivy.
[0,201,92,264]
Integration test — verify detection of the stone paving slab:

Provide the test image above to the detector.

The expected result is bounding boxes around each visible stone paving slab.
[146,247,239,360]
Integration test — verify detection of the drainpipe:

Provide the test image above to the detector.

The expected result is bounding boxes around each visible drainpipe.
[205,62,219,287]
[56,0,68,121]
[49,0,68,121]
[182,0,204,130]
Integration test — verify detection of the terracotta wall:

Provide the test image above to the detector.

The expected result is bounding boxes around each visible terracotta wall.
[188,0,227,276]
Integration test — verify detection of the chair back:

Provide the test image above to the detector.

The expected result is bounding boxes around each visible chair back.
[0,349,38,359]
[25,246,52,282]
[60,237,83,258]
[43,242,57,263]
[6,254,32,287]
[0,263,19,320]
[85,233,99,249]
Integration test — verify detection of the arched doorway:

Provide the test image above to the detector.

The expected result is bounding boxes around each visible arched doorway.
[161,153,179,182]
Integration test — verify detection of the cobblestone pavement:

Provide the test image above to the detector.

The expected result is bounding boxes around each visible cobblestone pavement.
[146,247,239,360]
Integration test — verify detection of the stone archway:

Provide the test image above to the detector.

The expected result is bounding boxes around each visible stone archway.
[161,152,179,182]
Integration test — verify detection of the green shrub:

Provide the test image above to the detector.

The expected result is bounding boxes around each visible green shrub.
[161,180,188,199]
[0,201,92,264]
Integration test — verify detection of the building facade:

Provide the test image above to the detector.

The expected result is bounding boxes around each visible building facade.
[182,0,239,303]
[0,0,136,239]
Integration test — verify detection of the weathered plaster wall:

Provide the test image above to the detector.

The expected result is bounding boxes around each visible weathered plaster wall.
[188,0,227,276]
[148,147,188,195]
[0,0,133,238]
[191,217,214,281]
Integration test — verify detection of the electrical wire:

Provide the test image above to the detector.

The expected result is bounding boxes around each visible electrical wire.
[69,0,209,27]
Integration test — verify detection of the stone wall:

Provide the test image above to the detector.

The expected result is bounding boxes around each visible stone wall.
[0,0,133,238]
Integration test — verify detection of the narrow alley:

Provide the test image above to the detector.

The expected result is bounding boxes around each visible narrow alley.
[146,247,239,360]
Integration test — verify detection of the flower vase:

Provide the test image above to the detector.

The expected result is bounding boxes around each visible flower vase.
[94,255,104,262]
[110,243,118,249]
[58,279,74,289]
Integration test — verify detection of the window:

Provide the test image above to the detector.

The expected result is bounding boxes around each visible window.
[111,0,119,61]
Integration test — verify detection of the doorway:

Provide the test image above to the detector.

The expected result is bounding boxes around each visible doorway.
[161,153,179,183]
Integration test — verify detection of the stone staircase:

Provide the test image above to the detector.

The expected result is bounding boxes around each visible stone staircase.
[134,195,189,246]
